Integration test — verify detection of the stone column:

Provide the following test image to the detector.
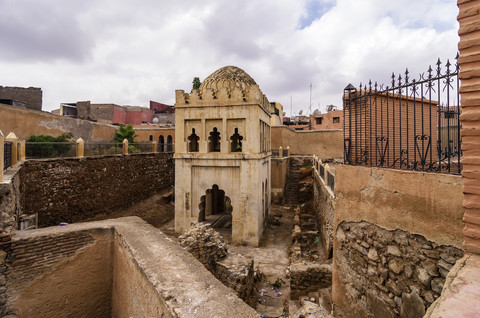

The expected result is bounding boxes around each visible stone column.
[152,141,157,153]
[458,0,480,254]
[0,130,3,182]
[279,146,283,159]
[6,132,18,168]
[76,138,84,158]
[19,139,26,162]
[122,139,129,155]
[287,146,290,157]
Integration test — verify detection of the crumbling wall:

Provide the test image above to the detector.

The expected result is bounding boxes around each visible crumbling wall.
[313,172,334,258]
[19,153,174,227]
[335,221,463,318]
[179,223,255,303]
[333,165,464,317]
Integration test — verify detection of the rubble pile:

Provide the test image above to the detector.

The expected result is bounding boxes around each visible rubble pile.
[179,223,255,304]
[179,222,228,271]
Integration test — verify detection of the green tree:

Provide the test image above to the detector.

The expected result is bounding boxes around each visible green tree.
[113,124,137,143]
[192,77,201,90]
[26,132,75,158]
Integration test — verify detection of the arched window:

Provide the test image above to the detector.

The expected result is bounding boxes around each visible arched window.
[208,127,221,152]
[158,135,165,152]
[230,128,243,152]
[167,135,173,152]
[188,128,199,152]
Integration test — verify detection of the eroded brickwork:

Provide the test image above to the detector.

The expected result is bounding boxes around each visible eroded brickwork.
[19,153,174,227]
[458,0,480,254]
[336,221,464,318]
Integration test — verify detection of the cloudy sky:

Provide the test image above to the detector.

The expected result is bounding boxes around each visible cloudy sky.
[1,0,459,115]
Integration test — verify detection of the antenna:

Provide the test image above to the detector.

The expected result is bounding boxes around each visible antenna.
[290,96,293,118]
[309,83,312,115]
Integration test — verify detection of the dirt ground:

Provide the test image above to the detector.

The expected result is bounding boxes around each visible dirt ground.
[87,192,297,317]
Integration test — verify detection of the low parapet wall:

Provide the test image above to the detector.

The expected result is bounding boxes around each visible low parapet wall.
[6,217,258,317]
[271,126,342,159]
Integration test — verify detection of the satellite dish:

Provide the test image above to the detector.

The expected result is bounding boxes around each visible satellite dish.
[283,112,286,116]
[299,110,303,115]
[313,109,320,115]
[153,117,159,124]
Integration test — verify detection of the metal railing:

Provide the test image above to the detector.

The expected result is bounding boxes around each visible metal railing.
[26,142,76,159]
[343,56,461,174]
[84,143,123,156]
[4,141,12,171]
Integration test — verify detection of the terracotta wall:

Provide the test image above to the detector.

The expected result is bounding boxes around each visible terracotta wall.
[458,0,480,254]
[271,158,288,203]
[0,103,115,142]
[6,228,113,317]
[271,126,342,159]
[6,218,259,317]
[134,127,175,143]
[310,110,343,130]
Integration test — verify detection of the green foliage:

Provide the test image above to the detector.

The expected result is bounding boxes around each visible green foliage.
[192,77,201,90]
[26,133,75,158]
[113,124,137,143]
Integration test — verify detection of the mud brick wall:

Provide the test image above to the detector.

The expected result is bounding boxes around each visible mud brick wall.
[19,153,174,227]
[335,221,464,318]
[0,86,42,111]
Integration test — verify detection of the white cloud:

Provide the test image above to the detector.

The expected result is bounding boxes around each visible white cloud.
[0,0,459,114]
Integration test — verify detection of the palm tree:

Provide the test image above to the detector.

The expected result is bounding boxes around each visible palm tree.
[113,124,137,143]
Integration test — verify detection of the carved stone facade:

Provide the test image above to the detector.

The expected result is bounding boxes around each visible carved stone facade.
[174,66,271,246]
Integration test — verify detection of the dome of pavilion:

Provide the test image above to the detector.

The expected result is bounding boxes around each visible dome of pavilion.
[199,66,257,96]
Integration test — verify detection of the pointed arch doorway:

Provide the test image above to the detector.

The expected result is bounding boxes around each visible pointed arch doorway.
[198,184,233,236]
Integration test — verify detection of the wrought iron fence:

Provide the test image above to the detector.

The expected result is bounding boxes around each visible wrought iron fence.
[4,141,12,171]
[84,143,123,156]
[320,164,325,180]
[26,142,77,159]
[343,56,461,174]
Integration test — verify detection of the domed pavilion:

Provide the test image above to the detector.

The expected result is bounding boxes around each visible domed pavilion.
[174,66,271,246]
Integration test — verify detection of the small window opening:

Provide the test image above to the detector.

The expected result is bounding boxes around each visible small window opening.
[159,135,165,152]
[208,127,221,152]
[316,117,323,125]
[188,128,199,152]
[230,128,243,152]
[333,117,340,123]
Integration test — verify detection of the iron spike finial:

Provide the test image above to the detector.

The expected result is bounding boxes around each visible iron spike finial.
[455,52,460,60]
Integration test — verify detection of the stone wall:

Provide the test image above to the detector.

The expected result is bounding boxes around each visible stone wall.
[179,223,255,304]
[19,153,174,227]
[336,221,463,318]
[333,165,465,317]
[271,126,342,158]
[0,86,42,111]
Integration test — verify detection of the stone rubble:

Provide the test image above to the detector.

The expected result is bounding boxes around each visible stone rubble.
[179,223,255,304]
[336,221,464,317]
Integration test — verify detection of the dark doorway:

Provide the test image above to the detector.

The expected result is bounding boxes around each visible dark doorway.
[198,185,232,233]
